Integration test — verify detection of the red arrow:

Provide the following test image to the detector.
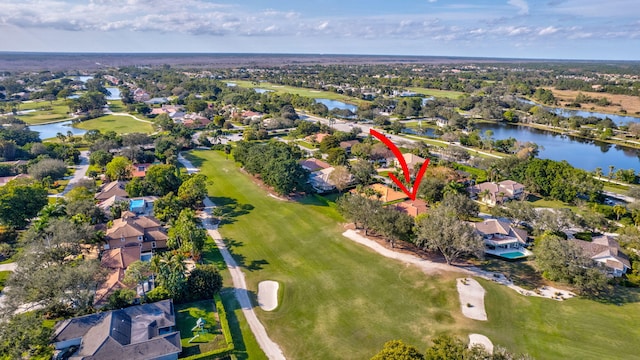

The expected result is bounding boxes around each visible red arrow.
[370,129,430,201]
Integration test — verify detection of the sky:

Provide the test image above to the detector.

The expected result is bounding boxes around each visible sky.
[0,0,639,60]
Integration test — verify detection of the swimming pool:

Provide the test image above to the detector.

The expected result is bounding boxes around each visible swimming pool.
[130,199,145,212]
[499,251,528,259]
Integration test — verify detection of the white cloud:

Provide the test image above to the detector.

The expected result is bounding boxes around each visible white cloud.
[508,0,529,15]
[538,26,558,35]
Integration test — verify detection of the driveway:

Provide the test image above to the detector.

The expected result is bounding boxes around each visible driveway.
[52,150,90,198]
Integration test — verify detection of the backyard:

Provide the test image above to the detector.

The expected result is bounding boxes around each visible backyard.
[188,149,640,359]
[176,300,226,358]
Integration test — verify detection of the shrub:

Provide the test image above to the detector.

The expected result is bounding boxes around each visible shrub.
[28,158,68,181]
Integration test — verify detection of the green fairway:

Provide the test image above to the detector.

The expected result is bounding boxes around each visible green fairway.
[189,149,640,359]
[480,279,640,360]
[15,100,70,124]
[73,114,154,134]
[407,87,465,99]
[188,150,476,359]
[0,271,10,292]
[231,80,366,105]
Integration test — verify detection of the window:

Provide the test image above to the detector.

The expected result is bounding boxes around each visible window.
[138,236,143,241]
[152,241,157,248]
[121,236,125,242]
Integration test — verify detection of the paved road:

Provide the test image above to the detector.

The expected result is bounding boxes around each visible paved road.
[177,153,286,360]
[0,262,16,272]
[53,150,90,197]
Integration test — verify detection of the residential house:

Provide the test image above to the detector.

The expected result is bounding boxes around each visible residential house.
[308,167,354,193]
[52,299,181,360]
[299,158,331,172]
[467,180,525,206]
[241,110,263,122]
[181,114,211,129]
[435,117,449,128]
[473,219,531,259]
[104,212,168,252]
[96,181,129,201]
[395,153,427,173]
[305,133,331,144]
[94,246,141,307]
[339,140,360,155]
[358,184,408,203]
[395,199,428,217]
[98,195,129,217]
[133,88,150,102]
[131,163,152,178]
[573,235,631,277]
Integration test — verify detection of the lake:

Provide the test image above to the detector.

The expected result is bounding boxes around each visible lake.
[314,98,358,112]
[106,87,121,100]
[517,98,639,126]
[254,88,272,94]
[475,122,640,172]
[30,121,87,140]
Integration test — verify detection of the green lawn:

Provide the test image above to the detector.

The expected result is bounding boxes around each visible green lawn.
[15,100,71,124]
[187,150,478,359]
[480,279,640,360]
[176,300,227,358]
[0,271,10,292]
[231,80,367,106]
[107,100,126,113]
[188,149,640,359]
[406,87,466,99]
[73,115,154,134]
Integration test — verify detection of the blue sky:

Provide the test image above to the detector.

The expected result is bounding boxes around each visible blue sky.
[0,0,638,60]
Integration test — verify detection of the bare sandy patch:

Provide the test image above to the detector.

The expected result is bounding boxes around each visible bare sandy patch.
[469,334,493,353]
[547,88,640,116]
[258,281,279,311]
[268,193,286,201]
[457,278,487,321]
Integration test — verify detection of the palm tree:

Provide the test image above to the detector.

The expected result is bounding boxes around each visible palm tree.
[608,165,615,180]
[593,167,603,179]
[613,205,627,221]
[479,189,492,204]
[444,181,465,196]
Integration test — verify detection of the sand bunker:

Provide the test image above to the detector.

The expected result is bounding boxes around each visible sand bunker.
[457,278,487,321]
[258,281,279,311]
[469,334,493,353]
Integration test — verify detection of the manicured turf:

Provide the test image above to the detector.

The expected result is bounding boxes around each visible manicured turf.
[480,279,640,359]
[189,149,640,359]
[73,115,154,134]
[187,150,475,359]
[0,271,10,292]
[231,80,367,105]
[406,87,465,99]
[15,100,71,124]
[176,300,227,357]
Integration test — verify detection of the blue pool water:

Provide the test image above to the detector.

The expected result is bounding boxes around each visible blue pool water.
[499,251,527,259]
[130,199,145,211]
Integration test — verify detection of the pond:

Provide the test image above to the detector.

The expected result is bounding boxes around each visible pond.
[402,127,438,137]
[517,98,639,126]
[30,121,87,140]
[74,76,93,83]
[226,82,237,87]
[475,122,640,172]
[106,87,121,100]
[314,98,358,112]
[254,88,272,94]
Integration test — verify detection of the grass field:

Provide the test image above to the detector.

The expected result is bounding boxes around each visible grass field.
[187,150,471,359]
[187,149,640,359]
[231,80,366,105]
[73,115,154,134]
[15,100,70,124]
[406,87,465,99]
[0,271,10,292]
[548,88,640,117]
[176,300,227,357]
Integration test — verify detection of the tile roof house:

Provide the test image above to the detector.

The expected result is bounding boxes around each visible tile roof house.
[95,181,129,201]
[305,133,331,144]
[358,184,408,203]
[131,163,152,178]
[395,153,427,172]
[473,219,531,259]
[339,140,360,154]
[468,180,525,206]
[94,246,142,307]
[104,212,168,252]
[52,299,181,360]
[299,158,332,172]
[395,199,428,217]
[573,235,631,277]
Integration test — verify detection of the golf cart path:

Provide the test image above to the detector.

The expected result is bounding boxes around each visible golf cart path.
[178,153,286,360]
